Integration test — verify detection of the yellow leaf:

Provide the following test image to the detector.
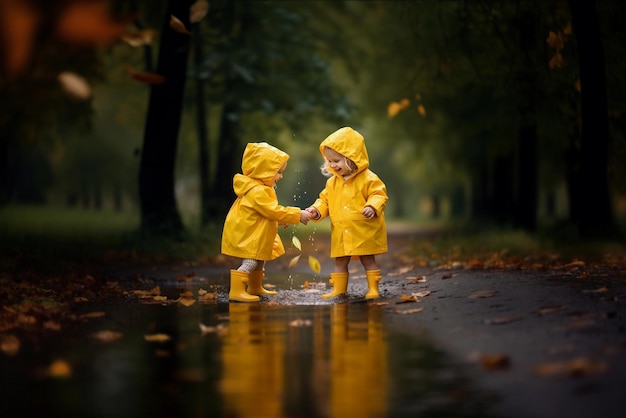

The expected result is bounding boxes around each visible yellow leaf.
[0,335,20,356]
[292,235,302,251]
[48,359,72,378]
[179,297,196,307]
[288,255,301,268]
[144,333,171,343]
[417,104,426,117]
[90,330,123,343]
[308,256,321,273]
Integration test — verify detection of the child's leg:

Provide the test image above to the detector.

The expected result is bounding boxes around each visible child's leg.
[334,256,351,273]
[237,259,261,272]
[323,256,351,299]
[359,255,378,271]
[247,261,277,296]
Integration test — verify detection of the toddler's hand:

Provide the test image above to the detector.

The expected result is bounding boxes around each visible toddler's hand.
[362,206,376,219]
[300,210,311,225]
[305,207,321,220]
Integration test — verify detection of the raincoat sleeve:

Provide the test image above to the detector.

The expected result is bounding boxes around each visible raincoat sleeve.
[249,186,301,224]
[310,185,330,221]
[364,174,388,216]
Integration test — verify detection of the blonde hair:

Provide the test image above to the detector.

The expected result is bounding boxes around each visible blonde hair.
[320,147,357,178]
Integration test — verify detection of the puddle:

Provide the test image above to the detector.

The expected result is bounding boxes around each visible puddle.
[0,273,498,418]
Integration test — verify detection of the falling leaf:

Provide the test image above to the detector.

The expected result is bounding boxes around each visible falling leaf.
[417,104,426,117]
[288,255,301,268]
[48,359,72,378]
[55,0,126,45]
[144,333,171,343]
[387,98,410,118]
[292,235,302,251]
[90,330,123,343]
[121,29,155,47]
[125,67,166,85]
[190,0,209,23]
[170,15,190,34]
[308,256,321,273]
[0,335,20,356]
[58,71,92,100]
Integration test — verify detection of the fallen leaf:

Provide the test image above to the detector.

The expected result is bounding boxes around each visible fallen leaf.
[441,273,454,279]
[144,333,171,343]
[406,276,427,284]
[80,311,106,319]
[0,335,20,356]
[179,297,196,307]
[468,290,495,299]
[484,315,522,325]
[413,290,431,298]
[292,235,302,251]
[199,322,228,336]
[308,256,321,273]
[395,307,423,314]
[48,359,72,378]
[90,330,123,343]
[537,305,563,315]
[583,287,608,294]
[480,353,511,371]
[170,15,190,34]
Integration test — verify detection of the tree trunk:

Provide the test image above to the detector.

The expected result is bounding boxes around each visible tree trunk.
[192,22,212,227]
[208,102,241,222]
[568,0,616,238]
[138,0,193,236]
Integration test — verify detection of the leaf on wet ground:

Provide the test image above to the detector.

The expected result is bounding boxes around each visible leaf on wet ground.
[394,307,424,314]
[90,330,123,343]
[583,287,609,294]
[80,311,106,319]
[387,266,413,277]
[0,334,20,356]
[468,290,495,299]
[533,357,608,377]
[483,315,522,325]
[406,276,427,284]
[144,333,171,343]
[479,353,511,371]
[537,305,564,315]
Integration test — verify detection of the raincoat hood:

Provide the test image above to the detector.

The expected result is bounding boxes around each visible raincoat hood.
[319,127,369,176]
[238,142,290,189]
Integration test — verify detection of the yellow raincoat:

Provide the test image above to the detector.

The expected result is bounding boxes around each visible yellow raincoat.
[221,142,301,260]
[311,127,388,258]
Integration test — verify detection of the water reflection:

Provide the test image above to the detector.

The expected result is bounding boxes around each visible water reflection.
[220,303,388,418]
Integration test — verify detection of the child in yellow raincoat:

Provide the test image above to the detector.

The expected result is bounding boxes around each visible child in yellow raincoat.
[306,127,388,299]
[222,142,312,302]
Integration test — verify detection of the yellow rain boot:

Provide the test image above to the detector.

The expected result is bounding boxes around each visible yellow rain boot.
[322,272,349,299]
[365,269,382,299]
[229,270,260,302]
[247,270,277,296]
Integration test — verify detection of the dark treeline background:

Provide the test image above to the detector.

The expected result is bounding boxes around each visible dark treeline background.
[1,0,625,240]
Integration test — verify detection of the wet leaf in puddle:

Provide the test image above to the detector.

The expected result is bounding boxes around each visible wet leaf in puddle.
[0,335,20,356]
[484,315,522,325]
[308,256,321,273]
[199,322,229,336]
[394,307,423,314]
[144,333,171,343]
[468,290,495,299]
[179,297,196,307]
[288,255,301,268]
[480,353,511,370]
[48,359,72,378]
[292,235,302,251]
[90,330,123,343]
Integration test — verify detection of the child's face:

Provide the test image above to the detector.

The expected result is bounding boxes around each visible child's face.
[272,162,287,185]
[324,148,350,176]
